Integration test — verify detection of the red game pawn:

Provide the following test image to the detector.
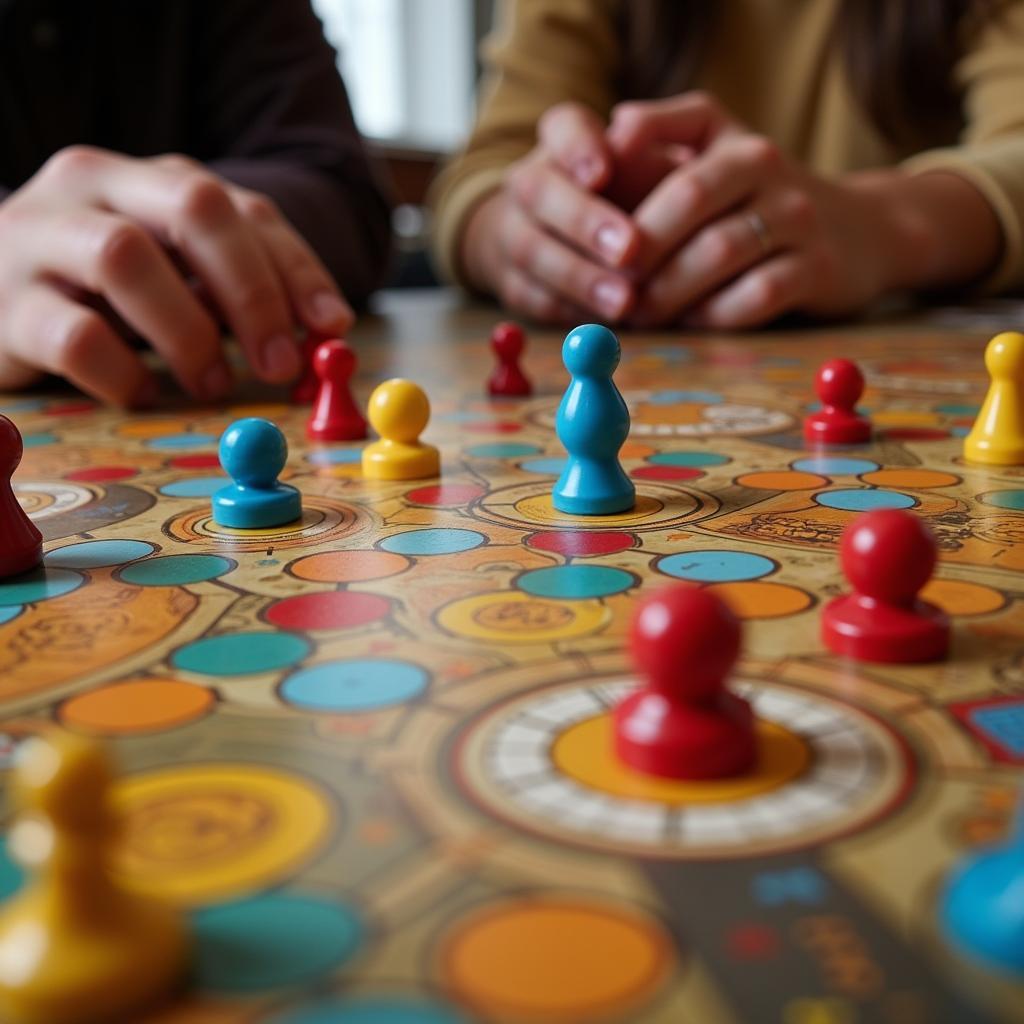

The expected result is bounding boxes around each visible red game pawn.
[306,339,367,442]
[0,415,43,578]
[822,509,949,663]
[291,333,324,405]
[613,584,756,780]
[803,358,871,445]
[488,322,532,397]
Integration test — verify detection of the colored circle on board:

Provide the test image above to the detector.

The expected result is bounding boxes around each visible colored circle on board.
[144,433,219,450]
[280,658,428,712]
[22,432,57,447]
[117,419,187,439]
[60,679,215,734]
[168,453,222,470]
[193,893,363,993]
[655,550,775,583]
[516,564,636,600]
[647,451,730,468]
[706,581,814,620]
[466,442,541,459]
[289,550,410,583]
[526,531,637,557]
[0,397,44,413]
[437,591,609,644]
[405,483,486,506]
[859,469,960,489]
[936,403,980,416]
[0,568,83,606]
[736,471,828,490]
[464,421,524,435]
[379,528,486,556]
[979,489,1024,511]
[648,389,722,404]
[45,539,155,569]
[0,606,22,625]
[159,477,228,498]
[519,458,568,475]
[921,579,1007,616]
[814,489,916,511]
[266,995,465,1024]
[881,427,951,441]
[0,838,24,900]
[65,466,138,483]
[441,899,669,1019]
[630,465,704,482]
[264,591,391,631]
[120,553,234,586]
[792,456,879,475]
[305,448,363,466]
[172,631,311,676]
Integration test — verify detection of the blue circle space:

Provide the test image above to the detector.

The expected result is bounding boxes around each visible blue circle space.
[0,606,21,624]
[519,457,568,475]
[517,564,635,599]
[269,996,465,1024]
[159,477,227,498]
[815,489,915,511]
[46,539,155,569]
[648,389,722,405]
[379,529,485,556]
[305,448,362,466]
[792,457,879,476]
[281,659,428,712]
[466,442,541,459]
[120,554,234,587]
[0,568,83,607]
[648,451,729,468]
[172,631,311,676]
[193,893,363,993]
[656,550,775,582]
[145,433,218,450]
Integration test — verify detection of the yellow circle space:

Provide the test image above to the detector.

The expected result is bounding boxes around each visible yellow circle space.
[860,468,960,489]
[737,471,828,491]
[553,713,810,804]
[437,591,609,644]
[60,679,214,735]
[114,764,334,904]
[442,899,668,1019]
[514,493,664,526]
[921,578,1006,616]
[707,581,814,620]
[870,410,943,427]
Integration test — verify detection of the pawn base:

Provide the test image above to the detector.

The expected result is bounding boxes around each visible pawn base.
[963,433,1024,466]
[0,538,42,580]
[822,593,949,663]
[803,410,871,446]
[307,414,367,443]
[362,440,439,481]
[211,483,302,530]
[613,688,756,780]
[488,369,532,398]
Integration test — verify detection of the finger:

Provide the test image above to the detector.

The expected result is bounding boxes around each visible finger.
[537,102,613,189]
[4,284,155,407]
[14,208,229,400]
[631,134,782,275]
[506,158,640,268]
[504,205,634,320]
[607,91,733,155]
[686,252,807,329]
[499,266,577,324]
[232,189,354,336]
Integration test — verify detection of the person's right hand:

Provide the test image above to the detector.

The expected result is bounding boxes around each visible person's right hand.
[0,147,353,406]
[460,103,642,324]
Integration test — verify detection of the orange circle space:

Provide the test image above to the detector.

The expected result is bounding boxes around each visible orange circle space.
[288,549,410,583]
[60,679,215,735]
[707,581,814,620]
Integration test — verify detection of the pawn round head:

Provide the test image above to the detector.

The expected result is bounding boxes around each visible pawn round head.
[313,338,355,382]
[840,508,936,605]
[984,332,1024,379]
[492,322,525,359]
[219,417,288,488]
[815,359,864,409]
[562,324,621,378]
[0,414,23,478]
[367,378,430,443]
[630,584,741,699]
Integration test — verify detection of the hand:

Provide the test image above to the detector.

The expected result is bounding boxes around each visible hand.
[0,147,353,405]
[461,102,642,324]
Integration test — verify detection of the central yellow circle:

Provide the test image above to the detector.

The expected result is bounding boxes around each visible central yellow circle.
[515,493,664,525]
[437,591,609,643]
[553,713,810,804]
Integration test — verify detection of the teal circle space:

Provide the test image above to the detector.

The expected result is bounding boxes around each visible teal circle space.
[0,606,22,624]
[466,442,541,459]
[281,659,428,712]
[173,631,311,676]
[792,456,879,475]
[936,403,981,416]
[46,539,155,569]
[517,564,636,599]
[656,550,775,582]
[145,433,218,450]
[268,995,465,1024]
[814,489,915,511]
[0,568,83,607]
[648,451,729,468]
[980,489,1024,511]
[380,529,485,556]
[648,389,722,404]
[0,838,24,901]
[159,477,227,498]
[0,398,45,413]
[520,457,568,475]
[192,893,363,993]
[22,432,58,447]
[120,554,234,586]
[306,448,362,466]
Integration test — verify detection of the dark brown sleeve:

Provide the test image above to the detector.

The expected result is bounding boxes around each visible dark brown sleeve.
[190,1,392,307]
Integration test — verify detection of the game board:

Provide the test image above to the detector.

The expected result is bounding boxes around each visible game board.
[1,301,1022,1024]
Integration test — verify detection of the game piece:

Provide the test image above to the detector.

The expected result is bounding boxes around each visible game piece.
[941,799,1024,975]
[803,358,871,445]
[0,731,188,1024]
[306,338,367,442]
[0,414,43,579]
[291,332,324,404]
[552,324,635,515]
[488,321,532,397]
[212,417,302,528]
[963,330,1024,466]
[821,508,949,663]
[362,378,440,480]
[614,584,756,779]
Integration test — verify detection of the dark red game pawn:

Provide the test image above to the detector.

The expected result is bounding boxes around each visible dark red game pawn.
[291,332,325,405]
[822,509,949,663]
[0,415,43,579]
[306,339,368,442]
[613,584,756,780]
[803,358,871,445]
[488,322,532,397]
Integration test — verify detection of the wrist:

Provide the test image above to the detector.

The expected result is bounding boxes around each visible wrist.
[459,190,505,294]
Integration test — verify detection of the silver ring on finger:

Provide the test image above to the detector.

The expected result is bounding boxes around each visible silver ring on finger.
[744,210,773,256]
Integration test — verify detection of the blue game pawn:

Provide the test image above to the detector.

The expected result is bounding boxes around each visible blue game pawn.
[941,799,1024,976]
[553,324,635,515]
[212,418,301,529]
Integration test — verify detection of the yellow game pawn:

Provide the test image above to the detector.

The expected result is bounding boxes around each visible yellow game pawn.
[362,378,440,480]
[964,331,1024,466]
[0,732,188,1024]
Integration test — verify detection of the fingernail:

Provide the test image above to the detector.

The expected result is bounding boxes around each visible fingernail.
[308,290,352,330]
[593,279,630,319]
[596,224,629,264]
[573,156,602,187]
[199,360,233,401]
[261,333,301,380]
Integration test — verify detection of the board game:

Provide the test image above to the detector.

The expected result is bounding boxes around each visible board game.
[1,300,1022,1024]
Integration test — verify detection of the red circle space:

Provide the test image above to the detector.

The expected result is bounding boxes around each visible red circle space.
[66,466,138,482]
[264,591,390,630]
[169,454,221,469]
[526,531,637,557]
[630,466,704,481]
[406,483,486,506]
[47,401,96,416]
[463,421,523,434]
